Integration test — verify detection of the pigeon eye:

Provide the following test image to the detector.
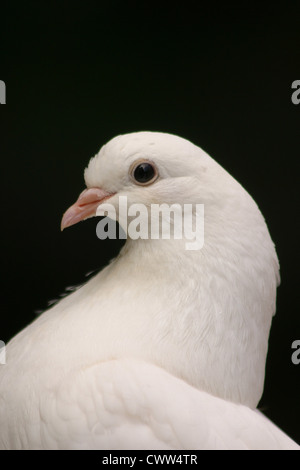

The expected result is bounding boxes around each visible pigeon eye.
[130,161,158,186]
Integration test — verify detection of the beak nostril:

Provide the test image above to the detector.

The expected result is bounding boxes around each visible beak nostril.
[61,187,115,231]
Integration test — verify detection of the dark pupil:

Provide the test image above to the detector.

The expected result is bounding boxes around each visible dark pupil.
[134,163,155,183]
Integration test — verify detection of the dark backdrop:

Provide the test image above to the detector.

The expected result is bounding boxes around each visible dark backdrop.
[1,2,299,445]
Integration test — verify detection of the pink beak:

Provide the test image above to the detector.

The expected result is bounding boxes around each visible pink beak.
[61,187,115,231]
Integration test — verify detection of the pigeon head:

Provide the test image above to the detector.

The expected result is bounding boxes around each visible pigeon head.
[62,131,241,235]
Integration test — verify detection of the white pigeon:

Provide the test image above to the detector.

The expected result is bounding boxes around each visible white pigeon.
[0,132,298,450]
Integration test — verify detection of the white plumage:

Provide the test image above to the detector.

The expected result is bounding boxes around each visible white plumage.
[0,132,298,450]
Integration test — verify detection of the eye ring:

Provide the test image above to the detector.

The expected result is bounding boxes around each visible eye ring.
[129,159,159,186]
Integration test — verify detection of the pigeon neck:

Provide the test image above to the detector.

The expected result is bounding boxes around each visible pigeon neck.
[113,225,276,409]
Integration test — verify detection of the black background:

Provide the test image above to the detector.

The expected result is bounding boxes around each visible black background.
[1,2,299,445]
